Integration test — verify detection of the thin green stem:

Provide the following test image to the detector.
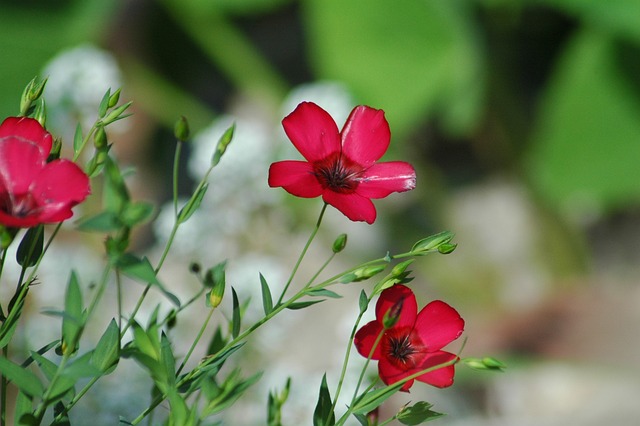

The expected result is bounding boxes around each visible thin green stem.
[276,203,328,305]
[176,307,215,376]
[326,292,374,426]
[352,328,386,402]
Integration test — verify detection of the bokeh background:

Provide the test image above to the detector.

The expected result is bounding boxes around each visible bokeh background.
[2,0,640,425]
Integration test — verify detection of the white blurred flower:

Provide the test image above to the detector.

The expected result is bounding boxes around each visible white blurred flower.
[42,44,123,135]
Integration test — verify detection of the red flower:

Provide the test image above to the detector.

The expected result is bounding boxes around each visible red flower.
[354,285,464,391]
[0,117,90,228]
[268,102,416,224]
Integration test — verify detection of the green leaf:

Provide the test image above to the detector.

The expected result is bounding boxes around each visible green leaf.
[167,388,191,426]
[231,287,241,339]
[16,225,44,268]
[305,0,483,137]
[312,374,335,426]
[76,211,121,232]
[103,156,130,214]
[14,391,34,426]
[526,30,640,212]
[352,381,405,415]
[306,288,342,299]
[62,272,85,355]
[116,254,180,306]
[160,333,176,387]
[121,201,155,227]
[206,325,227,356]
[0,356,44,398]
[98,89,111,118]
[397,401,444,425]
[358,290,368,315]
[73,122,83,155]
[178,183,208,224]
[90,319,120,373]
[287,300,325,310]
[259,273,273,315]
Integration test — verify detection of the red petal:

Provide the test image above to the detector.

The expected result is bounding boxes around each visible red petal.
[282,102,341,162]
[268,161,323,198]
[415,351,458,388]
[0,117,52,155]
[0,211,41,228]
[414,300,464,351]
[341,106,390,167]
[356,162,416,199]
[354,321,383,360]
[0,137,47,194]
[321,191,377,224]
[378,357,415,392]
[31,160,90,222]
[375,285,417,329]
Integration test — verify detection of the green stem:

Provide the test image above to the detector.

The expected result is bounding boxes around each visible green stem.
[326,292,374,426]
[176,307,215,377]
[276,203,328,305]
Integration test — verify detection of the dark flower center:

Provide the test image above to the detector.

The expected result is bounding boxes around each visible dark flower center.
[0,192,39,218]
[313,152,363,193]
[382,327,425,370]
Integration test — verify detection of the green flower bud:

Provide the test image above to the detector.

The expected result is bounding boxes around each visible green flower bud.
[410,231,455,256]
[463,357,506,372]
[207,280,225,308]
[101,101,132,126]
[332,233,348,253]
[19,77,47,116]
[382,297,404,329]
[437,242,457,255]
[174,116,190,142]
[94,127,108,150]
[340,264,387,283]
[391,259,413,277]
[108,88,121,108]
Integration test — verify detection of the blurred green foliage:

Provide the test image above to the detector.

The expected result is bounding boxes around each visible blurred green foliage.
[1,0,640,218]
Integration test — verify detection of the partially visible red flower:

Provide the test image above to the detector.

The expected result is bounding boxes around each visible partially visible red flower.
[354,285,464,391]
[0,117,90,228]
[268,102,416,224]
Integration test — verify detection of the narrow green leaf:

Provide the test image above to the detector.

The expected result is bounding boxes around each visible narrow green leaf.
[167,388,190,426]
[62,271,85,355]
[231,287,241,339]
[178,183,208,224]
[0,356,44,398]
[352,381,405,415]
[116,254,180,306]
[16,225,44,268]
[313,374,335,426]
[358,290,368,315]
[98,89,111,118]
[306,288,342,299]
[259,273,273,315]
[160,333,176,387]
[90,319,120,373]
[287,300,324,310]
[103,156,130,215]
[206,325,227,356]
[73,123,83,156]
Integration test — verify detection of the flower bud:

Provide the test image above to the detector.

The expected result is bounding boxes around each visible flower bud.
[108,88,121,108]
[332,233,347,253]
[189,262,201,274]
[340,264,386,283]
[382,297,404,329]
[463,357,506,372]
[20,77,47,115]
[174,116,190,142]
[437,242,457,255]
[410,231,455,256]
[94,127,108,150]
[207,279,225,308]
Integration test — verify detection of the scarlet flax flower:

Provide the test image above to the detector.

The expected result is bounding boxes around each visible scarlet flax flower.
[354,284,464,391]
[268,102,416,224]
[0,117,90,228]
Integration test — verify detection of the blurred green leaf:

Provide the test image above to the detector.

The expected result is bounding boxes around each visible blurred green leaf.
[0,356,44,398]
[116,254,180,306]
[231,287,241,338]
[0,1,119,117]
[312,374,335,426]
[397,401,443,424]
[541,0,640,43]
[16,225,44,268]
[62,271,85,355]
[526,30,640,212]
[304,0,484,136]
